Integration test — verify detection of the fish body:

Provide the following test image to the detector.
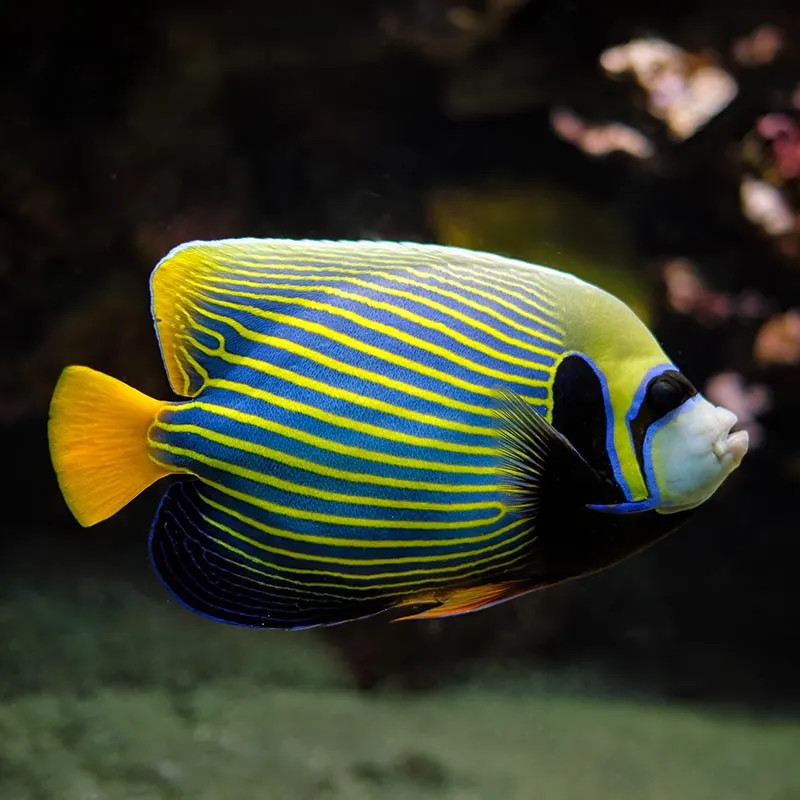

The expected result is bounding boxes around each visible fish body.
[48,239,748,628]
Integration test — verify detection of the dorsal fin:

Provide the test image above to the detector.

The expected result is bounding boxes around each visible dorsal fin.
[149,237,428,396]
[153,238,309,396]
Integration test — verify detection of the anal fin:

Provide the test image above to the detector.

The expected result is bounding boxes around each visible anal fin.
[149,481,396,630]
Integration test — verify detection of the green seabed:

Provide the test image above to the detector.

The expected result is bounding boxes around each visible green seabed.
[2,578,798,800]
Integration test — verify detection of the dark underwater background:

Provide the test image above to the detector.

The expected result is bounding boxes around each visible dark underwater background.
[2,1,800,797]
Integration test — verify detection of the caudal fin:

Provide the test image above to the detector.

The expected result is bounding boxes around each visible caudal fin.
[48,366,171,527]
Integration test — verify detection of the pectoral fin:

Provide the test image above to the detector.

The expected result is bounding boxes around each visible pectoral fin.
[495,391,620,509]
[393,581,530,621]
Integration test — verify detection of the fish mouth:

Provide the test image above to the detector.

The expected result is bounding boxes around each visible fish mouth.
[711,425,749,468]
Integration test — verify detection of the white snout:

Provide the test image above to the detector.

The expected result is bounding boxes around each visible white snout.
[648,396,749,513]
[707,405,749,465]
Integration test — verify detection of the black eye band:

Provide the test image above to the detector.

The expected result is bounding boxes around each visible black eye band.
[647,373,695,416]
[629,370,698,472]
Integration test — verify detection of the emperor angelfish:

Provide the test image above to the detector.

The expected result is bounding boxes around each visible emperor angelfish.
[48,239,748,629]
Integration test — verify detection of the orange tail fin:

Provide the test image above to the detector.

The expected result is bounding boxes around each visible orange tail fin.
[48,366,171,527]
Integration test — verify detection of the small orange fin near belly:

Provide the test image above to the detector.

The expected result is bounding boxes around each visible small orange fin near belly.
[393,581,529,621]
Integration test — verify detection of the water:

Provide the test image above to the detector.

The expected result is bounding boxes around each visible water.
[3,1,800,797]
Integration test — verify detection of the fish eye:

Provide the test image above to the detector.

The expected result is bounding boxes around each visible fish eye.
[646,373,694,416]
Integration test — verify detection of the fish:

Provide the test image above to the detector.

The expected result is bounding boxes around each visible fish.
[48,239,749,629]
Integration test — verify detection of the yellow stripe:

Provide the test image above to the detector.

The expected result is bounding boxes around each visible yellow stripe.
[156,421,500,493]
[198,498,532,574]
[366,266,563,337]
[212,245,562,311]
[178,317,498,437]
[150,438,501,513]
[184,296,515,420]
[206,521,535,595]
[204,511,529,574]
[199,266,562,360]
[177,344,210,395]
[167,401,500,475]
[190,374,502,456]
[189,278,553,405]
[198,489,528,553]
[391,264,562,328]
[250,254,563,326]
[189,275,559,381]
[199,264,564,346]
[166,463,504,529]
[439,253,562,303]
[173,348,193,396]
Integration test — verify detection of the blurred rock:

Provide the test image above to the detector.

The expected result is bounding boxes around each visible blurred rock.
[600,38,737,140]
